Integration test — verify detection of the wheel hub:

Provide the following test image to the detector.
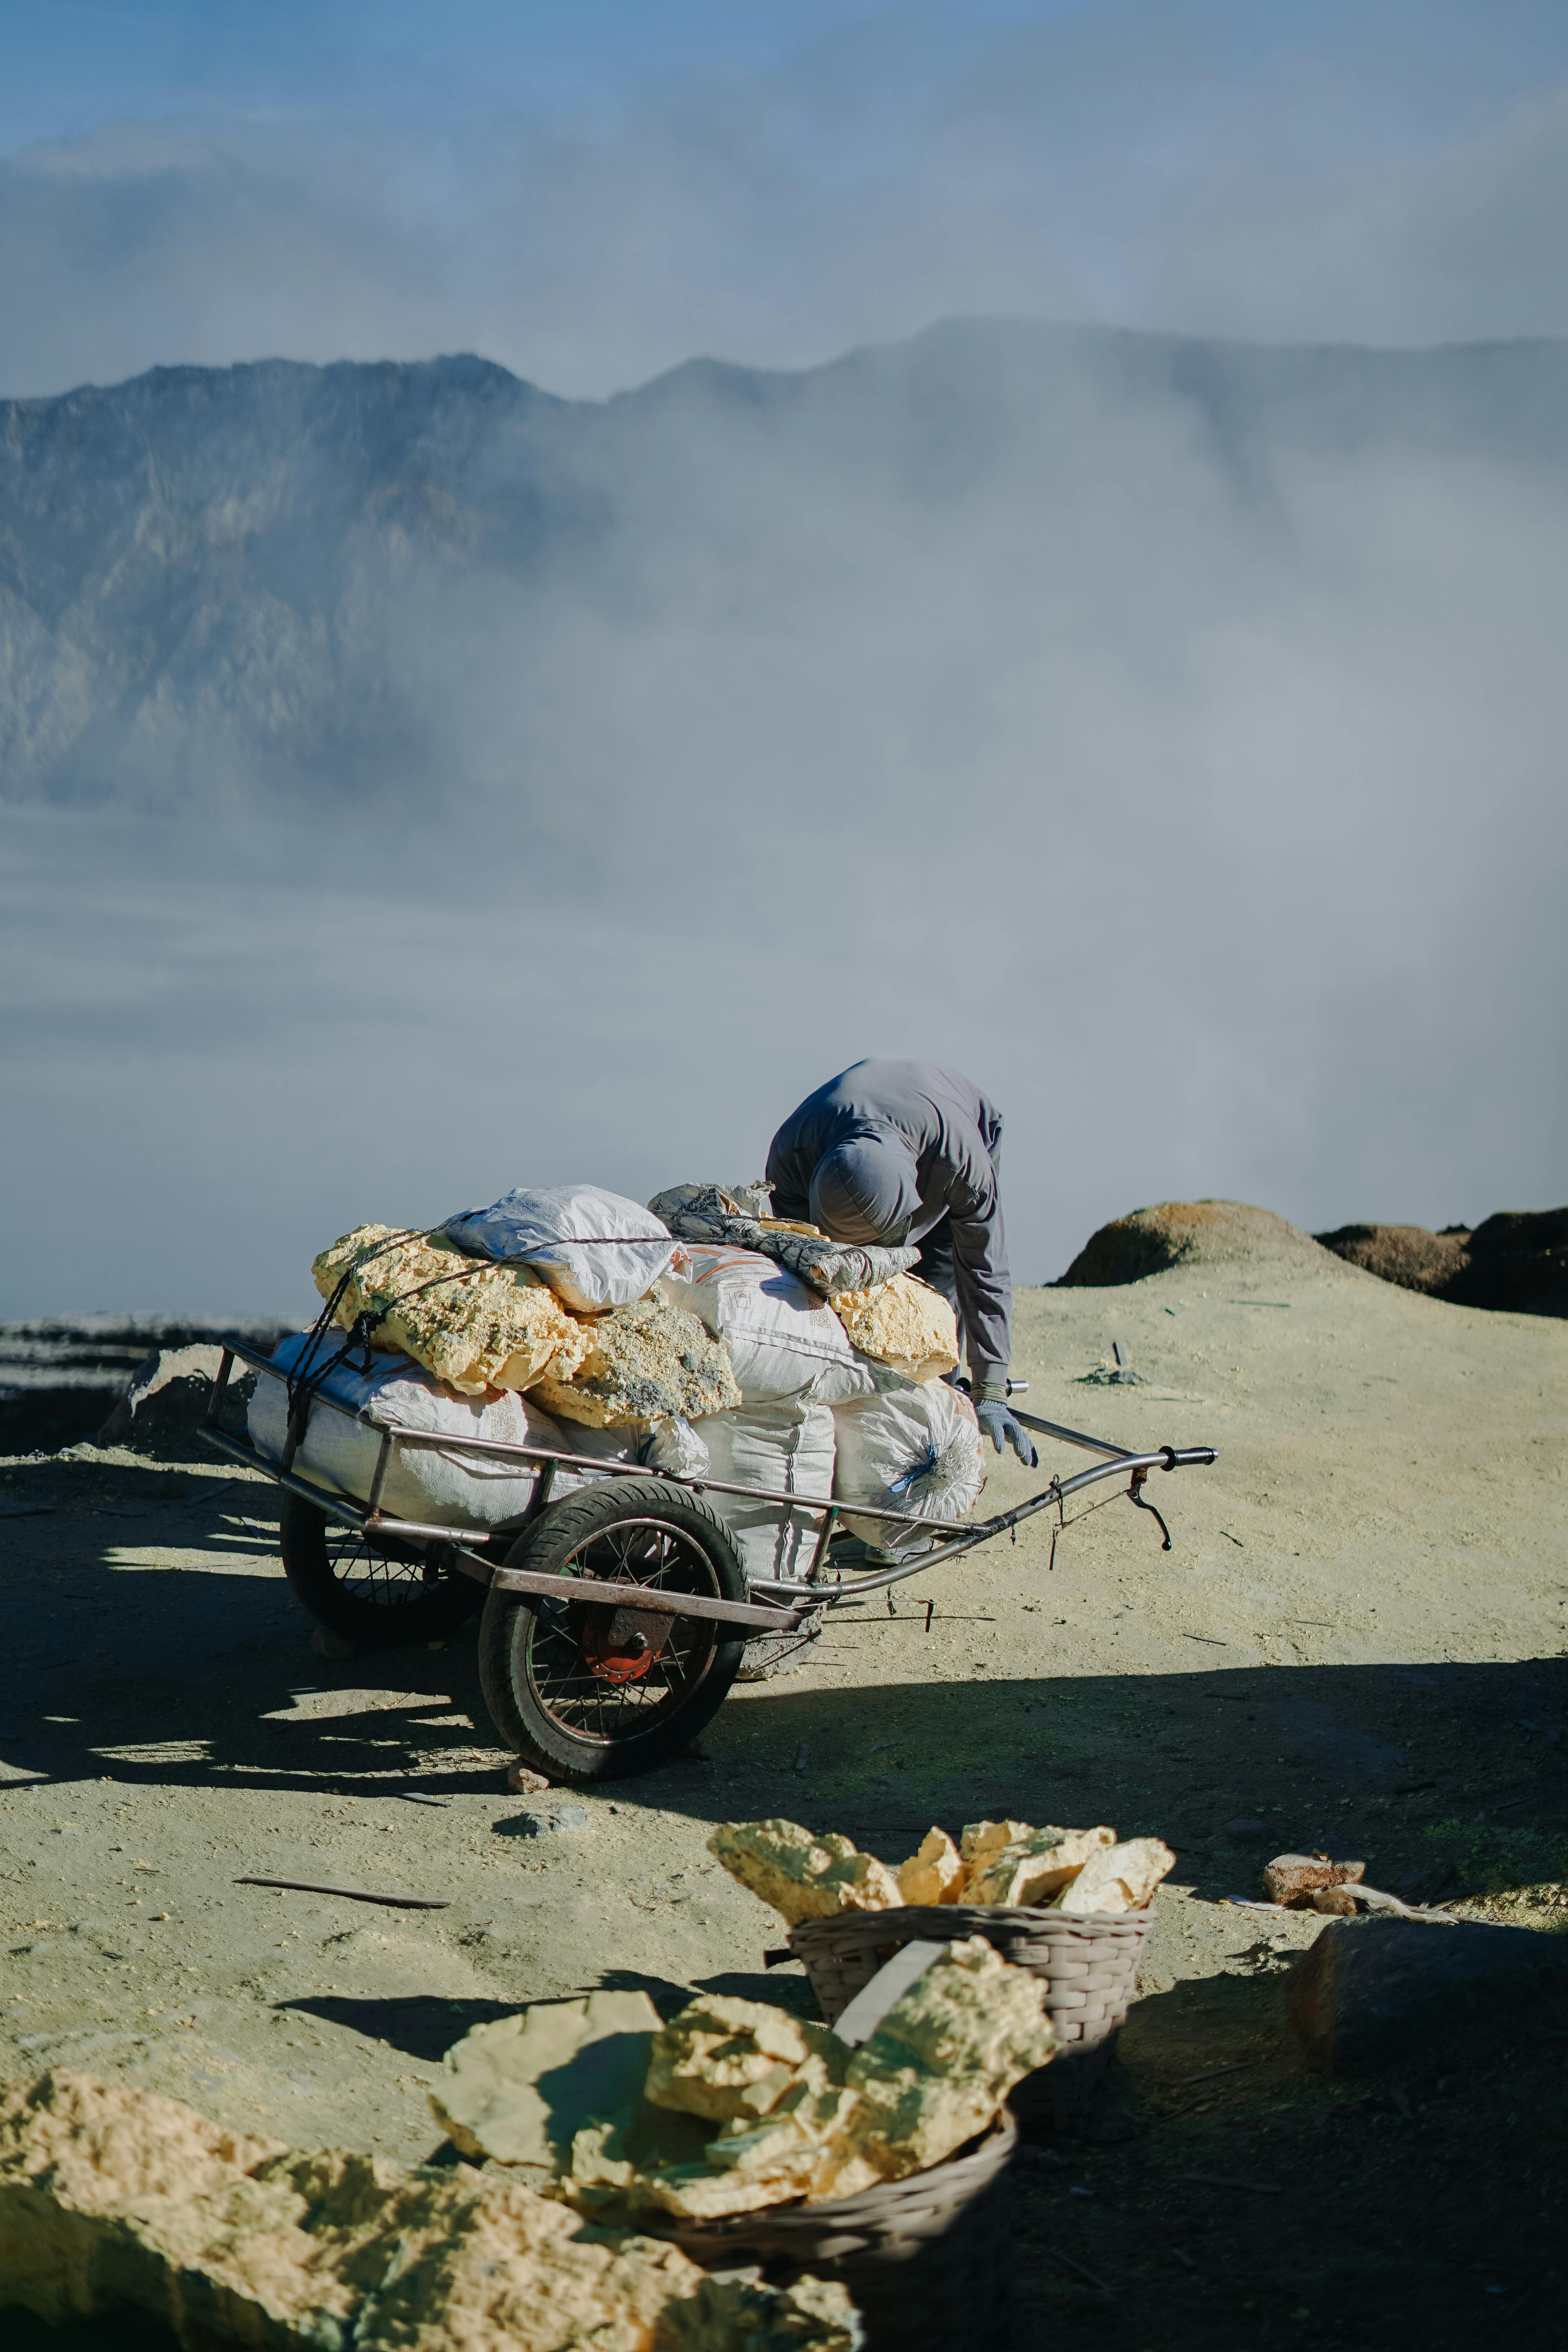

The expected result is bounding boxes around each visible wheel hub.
[581,1601,671,1684]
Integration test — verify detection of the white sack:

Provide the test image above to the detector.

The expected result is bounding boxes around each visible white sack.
[831,1382,985,1557]
[249,1333,615,1532]
[441,1185,678,1312]
[660,1244,882,1408]
[645,1401,836,1583]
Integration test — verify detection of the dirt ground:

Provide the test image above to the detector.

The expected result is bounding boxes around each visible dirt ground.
[2,1239,1566,2348]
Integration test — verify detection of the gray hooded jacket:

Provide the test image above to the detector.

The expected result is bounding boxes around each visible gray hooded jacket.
[765,1059,1011,1381]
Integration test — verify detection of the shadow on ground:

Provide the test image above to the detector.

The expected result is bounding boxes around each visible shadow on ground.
[6,1434,1564,1904]
[277,1992,521,2062]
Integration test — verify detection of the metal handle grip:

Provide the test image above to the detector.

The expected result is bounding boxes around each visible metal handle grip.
[1161,1446,1218,1468]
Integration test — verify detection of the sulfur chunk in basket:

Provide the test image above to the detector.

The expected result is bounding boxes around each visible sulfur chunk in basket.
[1053,1835,1176,1915]
[645,1996,846,2127]
[896,1826,965,1906]
[312,1224,585,1396]
[836,1936,1056,2184]
[965,1824,1119,1907]
[708,1820,902,1925]
[958,1819,1035,1870]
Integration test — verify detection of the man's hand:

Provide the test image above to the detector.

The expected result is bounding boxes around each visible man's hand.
[973,1383,1038,1467]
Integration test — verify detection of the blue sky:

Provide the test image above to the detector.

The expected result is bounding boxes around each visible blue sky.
[4,2,1568,396]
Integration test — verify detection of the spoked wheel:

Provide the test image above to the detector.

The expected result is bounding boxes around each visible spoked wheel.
[279,1494,484,1649]
[477,1477,748,1782]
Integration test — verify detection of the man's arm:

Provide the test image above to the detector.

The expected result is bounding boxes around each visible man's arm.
[948,1196,1012,1387]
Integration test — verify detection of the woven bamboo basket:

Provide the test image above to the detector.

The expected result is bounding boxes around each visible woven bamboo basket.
[786,1902,1155,2130]
[647,2112,1016,2352]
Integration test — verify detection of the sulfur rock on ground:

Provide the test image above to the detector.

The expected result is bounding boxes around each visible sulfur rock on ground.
[0,2070,859,2352]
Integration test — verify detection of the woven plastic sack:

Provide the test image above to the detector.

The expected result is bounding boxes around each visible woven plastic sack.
[831,1382,984,1557]
[645,1402,835,1581]
[442,1186,677,1312]
[249,1334,612,1530]
[661,1244,882,1408]
[648,1185,919,1299]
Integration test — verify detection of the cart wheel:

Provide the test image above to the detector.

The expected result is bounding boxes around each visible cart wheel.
[279,1494,484,1650]
[477,1477,747,1783]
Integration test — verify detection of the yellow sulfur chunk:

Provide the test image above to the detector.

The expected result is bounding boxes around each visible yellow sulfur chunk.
[958,1819,1035,1872]
[644,1996,845,2126]
[826,1274,959,1381]
[835,1938,1057,2185]
[1053,1836,1176,1915]
[965,1825,1118,1907]
[312,1225,584,1396]
[0,2070,860,2352]
[708,1820,903,1926]
[896,1827,965,1906]
[535,1297,741,1428]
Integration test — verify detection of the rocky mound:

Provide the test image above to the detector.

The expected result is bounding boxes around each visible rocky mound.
[1316,1208,1568,1318]
[1313,1225,1469,1296]
[1056,1201,1341,1288]
[0,1315,289,1453]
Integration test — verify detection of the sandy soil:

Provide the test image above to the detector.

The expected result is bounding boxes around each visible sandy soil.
[2,1240,1565,2344]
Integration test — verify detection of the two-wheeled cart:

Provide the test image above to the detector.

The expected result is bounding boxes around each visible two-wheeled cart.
[201,1342,1216,1784]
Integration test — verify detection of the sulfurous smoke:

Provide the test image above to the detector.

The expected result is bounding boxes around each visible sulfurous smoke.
[2,320,1566,1316]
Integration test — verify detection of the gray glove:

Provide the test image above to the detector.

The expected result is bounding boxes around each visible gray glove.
[973,1382,1038,1467]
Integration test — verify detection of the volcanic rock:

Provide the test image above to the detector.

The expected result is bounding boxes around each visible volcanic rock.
[1263,1853,1367,1907]
[1287,1915,1568,2074]
[1,1314,288,1453]
[95,1345,256,1450]
[1314,1207,1568,1318]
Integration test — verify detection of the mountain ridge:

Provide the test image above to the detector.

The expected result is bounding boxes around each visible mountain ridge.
[7,316,1568,809]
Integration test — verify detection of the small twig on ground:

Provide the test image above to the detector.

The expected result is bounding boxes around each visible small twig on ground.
[1182,2060,1255,2085]
[234,1876,450,1909]
[1180,2173,1283,2195]
[1049,2249,1117,2298]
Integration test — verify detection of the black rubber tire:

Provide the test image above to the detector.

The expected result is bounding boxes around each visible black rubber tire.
[279,1493,484,1649]
[477,1476,747,1783]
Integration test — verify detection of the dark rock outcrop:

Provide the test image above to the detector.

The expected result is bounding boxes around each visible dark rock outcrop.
[1312,1224,1469,1296]
[95,1345,258,1452]
[0,1317,287,1453]
[1288,1915,1568,2075]
[1316,1208,1568,1318]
